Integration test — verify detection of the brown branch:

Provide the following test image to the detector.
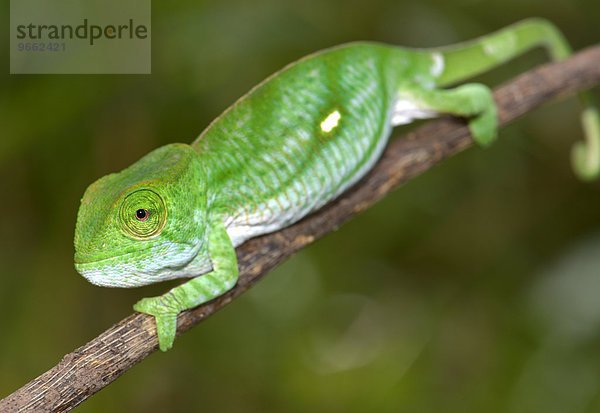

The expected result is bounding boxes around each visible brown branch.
[3,44,600,413]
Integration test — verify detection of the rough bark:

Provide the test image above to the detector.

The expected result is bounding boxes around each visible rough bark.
[2,44,600,413]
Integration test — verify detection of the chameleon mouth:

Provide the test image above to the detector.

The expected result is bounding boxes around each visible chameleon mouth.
[73,243,157,266]
[73,250,158,288]
[74,255,162,288]
[74,253,127,266]
[74,240,200,288]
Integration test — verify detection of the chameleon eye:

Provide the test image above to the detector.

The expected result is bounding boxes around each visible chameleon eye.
[119,189,167,239]
[136,209,149,221]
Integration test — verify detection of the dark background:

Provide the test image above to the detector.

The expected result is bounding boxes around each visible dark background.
[2,0,600,412]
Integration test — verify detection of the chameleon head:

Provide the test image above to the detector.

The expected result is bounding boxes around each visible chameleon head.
[74,143,207,287]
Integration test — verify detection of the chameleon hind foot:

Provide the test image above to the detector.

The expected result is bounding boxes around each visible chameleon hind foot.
[399,83,498,147]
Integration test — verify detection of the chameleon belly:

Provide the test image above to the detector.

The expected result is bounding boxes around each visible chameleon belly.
[194,43,418,246]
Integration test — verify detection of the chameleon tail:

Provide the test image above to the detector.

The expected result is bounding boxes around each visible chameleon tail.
[434,18,600,180]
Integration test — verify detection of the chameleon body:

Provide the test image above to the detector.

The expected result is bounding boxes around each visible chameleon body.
[74,19,600,351]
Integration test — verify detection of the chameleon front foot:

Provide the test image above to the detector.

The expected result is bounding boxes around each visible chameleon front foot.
[134,296,179,352]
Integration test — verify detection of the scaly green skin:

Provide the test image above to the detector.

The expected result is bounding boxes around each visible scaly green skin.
[74,18,600,351]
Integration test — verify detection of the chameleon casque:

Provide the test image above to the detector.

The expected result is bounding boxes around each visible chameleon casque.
[74,18,600,351]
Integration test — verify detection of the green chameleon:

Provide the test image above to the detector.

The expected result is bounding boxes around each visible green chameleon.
[74,18,600,351]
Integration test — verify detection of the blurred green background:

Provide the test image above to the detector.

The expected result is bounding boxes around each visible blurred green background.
[2,0,600,412]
